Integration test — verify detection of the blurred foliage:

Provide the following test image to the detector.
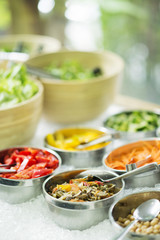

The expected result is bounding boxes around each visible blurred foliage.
[99,0,148,56]
[98,0,160,102]
[0,0,11,30]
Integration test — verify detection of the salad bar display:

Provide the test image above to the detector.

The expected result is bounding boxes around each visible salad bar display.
[1,44,160,239]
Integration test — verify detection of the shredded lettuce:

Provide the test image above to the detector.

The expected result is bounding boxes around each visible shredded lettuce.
[0,64,38,109]
[45,60,102,80]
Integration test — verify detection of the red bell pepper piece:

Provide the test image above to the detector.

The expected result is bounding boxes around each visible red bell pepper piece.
[4,157,15,166]
[32,168,53,178]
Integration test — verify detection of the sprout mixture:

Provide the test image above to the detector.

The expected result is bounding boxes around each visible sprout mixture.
[49,175,120,202]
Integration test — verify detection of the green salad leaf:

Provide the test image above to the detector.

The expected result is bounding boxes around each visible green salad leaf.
[45,60,102,80]
[0,64,38,109]
[104,111,160,132]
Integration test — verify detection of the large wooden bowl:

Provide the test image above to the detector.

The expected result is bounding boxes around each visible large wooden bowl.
[0,80,43,150]
[0,34,61,57]
[26,51,124,123]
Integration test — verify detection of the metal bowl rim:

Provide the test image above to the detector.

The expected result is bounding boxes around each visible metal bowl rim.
[42,168,125,209]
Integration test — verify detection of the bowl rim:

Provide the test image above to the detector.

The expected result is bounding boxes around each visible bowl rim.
[109,190,160,237]
[42,168,125,210]
[44,126,112,153]
[0,146,62,185]
[102,137,160,174]
[103,108,160,134]
[0,79,43,112]
[0,34,61,47]
[26,50,124,84]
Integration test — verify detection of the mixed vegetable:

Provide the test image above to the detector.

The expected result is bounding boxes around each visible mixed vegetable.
[104,111,160,132]
[105,140,160,170]
[0,147,59,179]
[46,128,110,151]
[45,60,102,80]
[0,64,38,109]
[49,175,119,202]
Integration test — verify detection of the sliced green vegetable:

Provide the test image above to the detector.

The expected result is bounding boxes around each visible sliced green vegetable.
[104,111,160,132]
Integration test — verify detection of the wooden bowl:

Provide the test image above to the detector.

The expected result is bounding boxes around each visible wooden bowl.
[0,80,43,150]
[0,34,61,57]
[26,50,124,123]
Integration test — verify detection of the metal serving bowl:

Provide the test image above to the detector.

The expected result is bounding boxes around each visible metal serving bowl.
[0,147,61,204]
[44,127,113,168]
[42,168,125,230]
[103,109,160,147]
[103,138,160,188]
[109,191,160,240]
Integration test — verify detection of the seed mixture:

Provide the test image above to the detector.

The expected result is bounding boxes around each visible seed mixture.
[117,208,160,235]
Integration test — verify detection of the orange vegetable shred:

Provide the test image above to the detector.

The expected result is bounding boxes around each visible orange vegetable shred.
[105,140,160,170]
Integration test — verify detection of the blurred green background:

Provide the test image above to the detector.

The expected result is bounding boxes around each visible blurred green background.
[0,0,160,104]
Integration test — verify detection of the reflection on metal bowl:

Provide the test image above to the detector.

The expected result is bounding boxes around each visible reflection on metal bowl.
[42,168,125,230]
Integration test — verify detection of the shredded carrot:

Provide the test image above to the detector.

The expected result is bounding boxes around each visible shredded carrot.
[105,140,160,170]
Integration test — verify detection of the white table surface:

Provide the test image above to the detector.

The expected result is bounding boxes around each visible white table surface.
[1,100,159,240]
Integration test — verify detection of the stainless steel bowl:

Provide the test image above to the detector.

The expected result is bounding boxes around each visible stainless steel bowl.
[0,147,61,204]
[109,191,160,240]
[103,109,160,147]
[103,138,160,188]
[42,168,125,230]
[44,127,113,168]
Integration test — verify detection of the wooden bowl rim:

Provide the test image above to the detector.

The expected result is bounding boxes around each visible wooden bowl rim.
[26,50,124,85]
[0,34,61,46]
